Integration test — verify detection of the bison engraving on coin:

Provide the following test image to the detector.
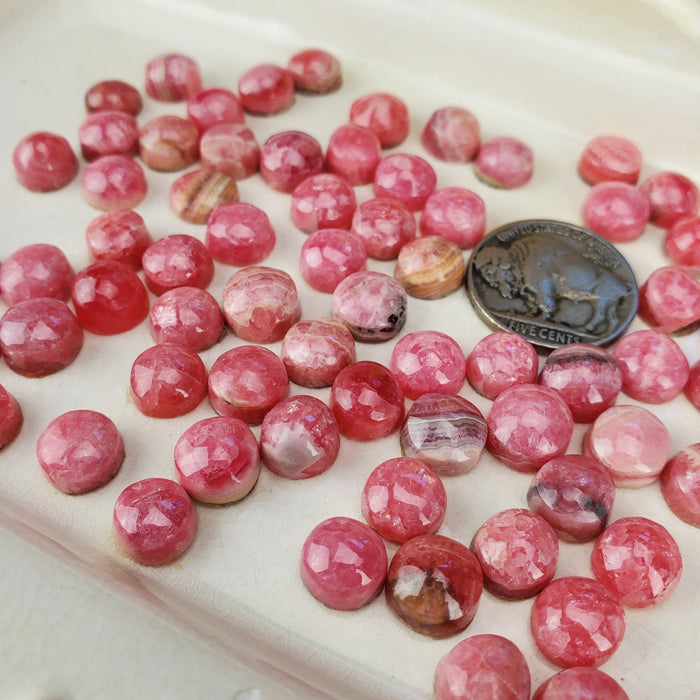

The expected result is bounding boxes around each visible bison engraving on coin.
[467,220,638,348]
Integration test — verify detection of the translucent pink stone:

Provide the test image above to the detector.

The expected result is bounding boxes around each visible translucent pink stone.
[421,106,481,164]
[661,443,700,527]
[330,360,404,440]
[434,634,531,700]
[259,131,324,193]
[130,343,208,419]
[85,79,142,115]
[85,209,152,270]
[12,131,79,192]
[139,115,199,171]
[222,266,301,343]
[260,395,340,479]
[300,228,367,293]
[238,64,295,115]
[386,534,483,638]
[577,135,642,186]
[113,477,198,566]
[331,270,407,342]
[169,168,239,224]
[81,154,147,210]
[287,48,342,94]
[206,202,276,266]
[471,508,558,599]
[78,110,139,161]
[664,215,700,269]
[0,243,74,305]
[474,136,533,189]
[640,171,700,228]
[390,330,466,400]
[36,410,124,494]
[687,360,700,410]
[486,384,574,473]
[527,454,616,543]
[281,318,356,388]
[532,667,630,700]
[394,235,465,299]
[149,286,223,352]
[349,92,409,148]
[530,576,625,668]
[583,404,671,487]
[141,234,214,296]
[350,198,416,260]
[186,87,244,133]
[538,343,622,423]
[591,516,682,608]
[0,385,22,449]
[612,329,689,403]
[419,187,486,249]
[71,260,150,335]
[145,54,202,101]
[300,516,387,610]
[466,332,539,400]
[208,345,289,425]
[0,298,83,377]
[638,266,700,333]
[582,181,650,242]
[400,392,487,476]
[326,124,382,185]
[362,457,446,543]
[174,416,260,504]
[373,153,437,212]
[199,123,260,180]
[290,173,357,233]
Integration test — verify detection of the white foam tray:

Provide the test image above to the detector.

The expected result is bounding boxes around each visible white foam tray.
[1,0,699,697]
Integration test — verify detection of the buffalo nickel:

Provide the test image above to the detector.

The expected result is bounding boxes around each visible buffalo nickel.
[466,219,638,349]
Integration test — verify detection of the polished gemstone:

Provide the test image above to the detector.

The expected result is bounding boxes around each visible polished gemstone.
[530,576,625,668]
[465,332,539,400]
[538,343,622,423]
[532,667,630,700]
[280,318,356,388]
[300,228,367,293]
[208,345,289,425]
[0,298,83,377]
[326,124,382,186]
[12,131,79,192]
[199,123,260,180]
[149,286,224,352]
[591,516,682,607]
[385,534,483,638]
[81,154,147,210]
[78,110,139,161]
[486,384,574,473]
[612,329,690,403]
[577,135,642,186]
[373,153,437,212]
[169,168,239,224]
[664,215,700,269]
[361,457,447,543]
[238,63,295,115]
[300,516,387,610]
[350,198,416,260]
[85,79,142,115]
[639,170,700,228]
[637,266,700,333]
[583,404,671,487]
[330,360,404,440]
[144,53,201,101]
[139,115,199,171]
[400,392,487,477]
[174,416,260,504]
[474,136,533,188]
[527,454,616,543]
[206,202,276,266]
[332,270,406,342]
[130,343,208,418]
[390,330,466,400]
[71,260,150,335]
[686,360,700,410]
[434,634,531,700]
[142,234,214,296]
[660,443,700,527]
[0,385,22,450]
[394,235,465,299]
[113,477,198,566]
[471,508,558,599]
[260,395,340,480]
[259,130,324,193]
[222,266,301,344]
[186,87,244,133]
[36,409,124,494]
[419,187,486,249]
[287,48,342,94]
[0,243,74,306]
[582,181,650,242]
[421,106,481,164]
[290,172,357,233]
[85,209,152,270]
[349,92,409,148]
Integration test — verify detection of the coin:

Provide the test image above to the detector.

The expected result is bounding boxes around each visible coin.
[466,219,638,349]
